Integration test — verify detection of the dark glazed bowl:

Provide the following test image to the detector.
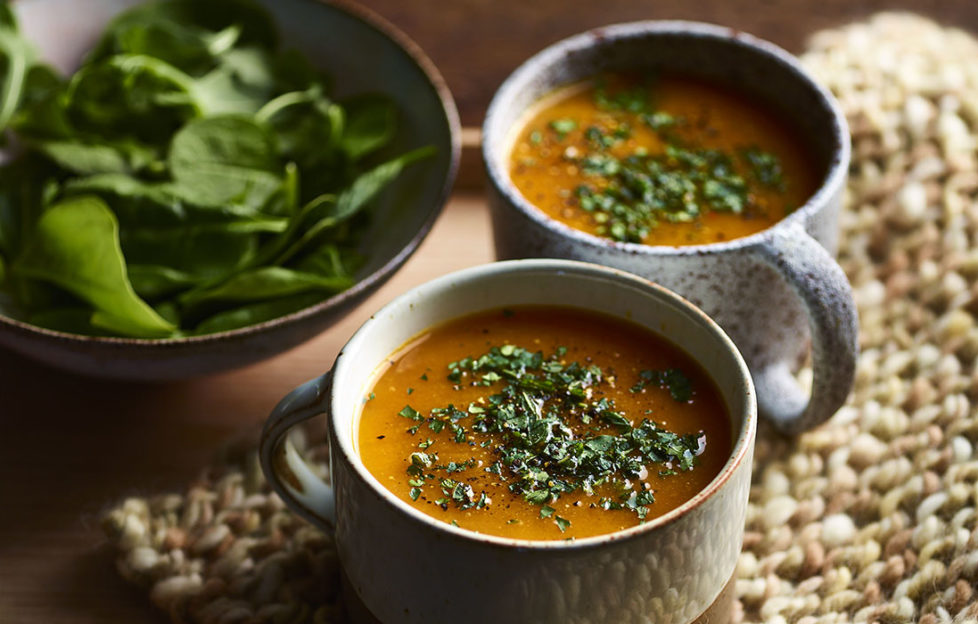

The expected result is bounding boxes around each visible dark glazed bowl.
[0,0,460,380]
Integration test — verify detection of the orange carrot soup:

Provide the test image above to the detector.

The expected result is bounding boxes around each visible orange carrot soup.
[508,74,819,247]
[357,306,731,541]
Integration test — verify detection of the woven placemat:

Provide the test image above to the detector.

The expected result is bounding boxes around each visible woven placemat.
[102,13,978,624]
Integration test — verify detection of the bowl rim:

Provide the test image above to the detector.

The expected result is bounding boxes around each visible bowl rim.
[330,258,758,550]
[481,19,850,256]
[0,0,461,349]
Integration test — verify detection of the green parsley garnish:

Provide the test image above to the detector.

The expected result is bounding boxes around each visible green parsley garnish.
[630,368,693,402]
[571,143,783,243]
[399,405,422,421]
[399,344,704,527]
[549,118,577,139]
[525,79,789,244]
[741,147,785,190]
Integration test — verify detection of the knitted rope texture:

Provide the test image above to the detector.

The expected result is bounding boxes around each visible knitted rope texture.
[102,13,978,624]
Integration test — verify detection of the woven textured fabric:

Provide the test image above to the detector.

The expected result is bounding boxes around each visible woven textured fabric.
[102,13,978,624]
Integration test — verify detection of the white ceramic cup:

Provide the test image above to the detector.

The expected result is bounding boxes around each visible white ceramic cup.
[483,21,858,434]
[260,259,756,624]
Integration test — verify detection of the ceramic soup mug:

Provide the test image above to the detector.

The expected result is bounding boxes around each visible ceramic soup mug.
[260,259,756,624]
[483,21,858,434]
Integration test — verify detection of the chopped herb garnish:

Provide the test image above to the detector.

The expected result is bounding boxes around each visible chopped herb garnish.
[399,405,423,421]
[630,368,693,402]
[407,387,414,395]
[399,344,702,523]
[642,111,676,130]
[549,118,578,138]
[570,144,763,243]
[741,147,785,190]
[518,78,791,244]
[595,81,650,113]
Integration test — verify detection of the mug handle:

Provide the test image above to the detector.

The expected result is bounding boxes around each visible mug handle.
[748,223,858,434]
[259,372,336,532]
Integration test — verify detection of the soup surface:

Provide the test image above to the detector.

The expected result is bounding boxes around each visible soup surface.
[508,74,819,246]
[357,306,732,541]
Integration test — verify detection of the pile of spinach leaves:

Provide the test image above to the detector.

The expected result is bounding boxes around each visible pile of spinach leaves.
[0,0,432,338]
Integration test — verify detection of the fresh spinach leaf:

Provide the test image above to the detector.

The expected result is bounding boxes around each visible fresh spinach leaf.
[0,0,434,338]
[261,160,299,218]
[12,195,176,337]
[271,47,330,94]
[341,94,396,160]
[10,64,71,139]
[168,114,281,209]
[292,243,360,280]
[180,266,351,308]
[65,54,200,143]
[87,0,277,65]
[191,291,323,334]
[27,307,114,336]
[120,226,259,282]
[0,2,34,134]
[94,17,240,77]
[271,146,434,265]
[192,46,277,115]
[0,3,15,29]
[257,85,343,166]
[334,145,436,219]
[63,173,285,225]
[34,139,159,175]
[153,299,181,328]
[127,264,197,299]
[0,155,57,259]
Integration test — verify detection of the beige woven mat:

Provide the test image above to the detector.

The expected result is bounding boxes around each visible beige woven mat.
[102,13,978,624]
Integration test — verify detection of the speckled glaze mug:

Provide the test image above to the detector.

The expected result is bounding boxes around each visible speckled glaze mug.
[261,259,756,624]
[484,21,858,434]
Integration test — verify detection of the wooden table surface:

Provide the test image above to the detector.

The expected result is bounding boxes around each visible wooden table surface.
[1,1,975,622]
[0,191,492,623]
[358,0,978,126]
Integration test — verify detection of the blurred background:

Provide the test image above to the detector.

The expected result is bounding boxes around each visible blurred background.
[355,0,978,125]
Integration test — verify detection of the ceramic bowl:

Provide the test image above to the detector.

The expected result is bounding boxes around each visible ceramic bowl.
[0,0,460,379]
[483,21,857,433]
[260,259,757,624]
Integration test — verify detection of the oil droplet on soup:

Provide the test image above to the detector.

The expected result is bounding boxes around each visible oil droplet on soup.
[508,74,820,247]
[357,306,732,541]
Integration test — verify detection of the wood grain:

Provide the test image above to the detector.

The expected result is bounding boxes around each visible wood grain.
[357,0,978,125]
[0,193,492,624]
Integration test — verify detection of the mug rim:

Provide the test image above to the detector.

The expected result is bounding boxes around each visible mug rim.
[481,19,851,256]
[329,258,757,550]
